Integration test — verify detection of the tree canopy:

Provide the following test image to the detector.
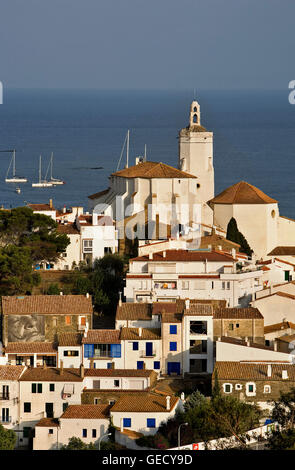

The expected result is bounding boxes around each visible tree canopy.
[0,424,17,450]
[267,388,295,450]
[226,217,253,257]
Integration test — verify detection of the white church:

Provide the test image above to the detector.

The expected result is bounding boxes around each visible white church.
[88,100,295,260]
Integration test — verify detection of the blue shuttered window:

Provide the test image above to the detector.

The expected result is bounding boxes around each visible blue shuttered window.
[123,418,131,428]
[147,418,156,428]
[154,361,160,369]
[84,344,94,358]
[170,325,177,334]
[110,344,121,358]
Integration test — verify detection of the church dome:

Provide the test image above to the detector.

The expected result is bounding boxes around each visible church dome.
[209,181,277,205]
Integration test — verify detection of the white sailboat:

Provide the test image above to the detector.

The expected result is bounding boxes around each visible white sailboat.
[48,152,65,185]
[3,149,28,183]
[32,155,53,188]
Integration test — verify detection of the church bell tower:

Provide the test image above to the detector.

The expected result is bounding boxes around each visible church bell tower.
[178,100,215,225]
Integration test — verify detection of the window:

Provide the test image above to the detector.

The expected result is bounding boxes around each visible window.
[137,361,144,370]
[38,383,42,393]
[246,382,256,396]
[190,339,207,354]
[65,316,71,325]
[182,281,189,290]
[229,323,234,331]
[222,282,225,290]
[82,429,87,438]
[154,361,160,370]
[114,380,120,388]
[92,429,97,438]
[147,418,156,428]
[223,383,233,394]
[190,321,207,335]
[49,429,54,435]
[1,408,9,422]
[235,384,242,390]
[264,385,271,394]
[170,342,177,352]
[107,363,112,369]
[24,402,31,413]
[211,282,214,289]
[133,342,139,351]
[123,418,131,428]
[80,316,86,326]
[16,356,24,365]
[109,400,115,405]
[64,350,79,357]
[94,398,100,404]
[63,403,69,412]
[52,317,57,327]
[170,325,177,335]
[83,240,93,253]
[236,324,239,329]
[32,383,36,394]
[227,282,230,290]
[49,384,55,392]
[23,427,31,438]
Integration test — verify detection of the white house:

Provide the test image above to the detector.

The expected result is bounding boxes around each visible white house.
[33,404,110,450]
[0,366,26,430]
[83,368,156,391]
[252,291,295,326]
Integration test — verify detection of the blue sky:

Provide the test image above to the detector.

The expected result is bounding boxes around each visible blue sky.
[0,0,294,89]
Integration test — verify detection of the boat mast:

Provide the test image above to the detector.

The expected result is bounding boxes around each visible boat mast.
[126,129,130,168]
[12,150,16,177]
[50,152,53,180]
[39,155,42,184]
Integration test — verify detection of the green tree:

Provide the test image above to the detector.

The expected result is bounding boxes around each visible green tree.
[0,424,17,450]
[226,217,253,257]
[212,370,221,399]
[0,245,40,295]
[267,388,295,450]
[47,283,61,295]
[60,437,96,450]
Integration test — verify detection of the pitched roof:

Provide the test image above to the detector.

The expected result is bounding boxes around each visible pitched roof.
[88,188,110,200]
[184,304,213,316]
[215,361,295,381]
[116,303,152,321]
[120,328,161,340]
[255,291,295,302]
[214,307,263,320]
[264,322,295,334]
[111,161,197,179]
[110,393,179,413]
[200,234,240,249]
[61,404,110,419]
[27,203,56,211]
[268,246,295,256]
[0,365,25,381]
[84,368,154,378]
[2,295,93,315]
[209,181,277,205]
[58,333,82,347]
[219,336,274,351]
[277,334,295,344]
[57,223,80,235]
[82,330,121,344]
[35,418,59,427]
[19,367,83,382]
[5,342,57,354]
[131,249,236,263]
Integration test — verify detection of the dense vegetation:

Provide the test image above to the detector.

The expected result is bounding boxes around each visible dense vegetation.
[226,217,253,258]
[0,207,70,295]
[0,424,17,450]
[267,388,295,450]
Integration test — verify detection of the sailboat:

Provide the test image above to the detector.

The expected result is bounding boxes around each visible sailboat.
[47,152,65,185]
[3,149,28,183]
[32,155,53,188]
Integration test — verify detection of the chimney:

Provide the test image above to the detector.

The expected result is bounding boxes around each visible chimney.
[63,205,66,214]
[118,291,122,307]
[80,363,84,379]
[86,292,89,299]
[49,199,53,209]
[274,340,278,352]
[247,340,251,347]
[218,337,221,342]
[282,370,288,380]
[149,252,153,260]
[267,364,272,378]
[231,248,236,259]
[60,360,64,376]
[60,291,63,296]
[185,299,190,310]
[138,327,142,337]
[163,251,166,258]
[166,395,171,411]
[180,392,185,401]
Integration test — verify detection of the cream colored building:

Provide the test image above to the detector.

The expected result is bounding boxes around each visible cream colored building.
[33,404,110,450]
[0,366,26,431]
[252,291,295,326]
[125,248,263,307]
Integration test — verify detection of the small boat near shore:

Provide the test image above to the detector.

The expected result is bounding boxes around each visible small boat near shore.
[32,155,53,188]
[48,152,65,185]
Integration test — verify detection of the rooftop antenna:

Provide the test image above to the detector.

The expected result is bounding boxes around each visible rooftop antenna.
[116,130,130,172]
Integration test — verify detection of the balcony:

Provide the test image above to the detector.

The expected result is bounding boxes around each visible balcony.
[140,350,156,358]
[0,393,9,400]
[0,417,12,424]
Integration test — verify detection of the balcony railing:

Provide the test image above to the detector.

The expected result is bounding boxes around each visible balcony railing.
[0,417,12,424]
[0,393,9,400]
[140,350,156,358]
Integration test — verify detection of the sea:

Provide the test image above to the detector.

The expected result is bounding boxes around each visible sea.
[0,88,295,218]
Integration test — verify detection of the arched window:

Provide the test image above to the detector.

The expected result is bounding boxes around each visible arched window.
[193,114,198,124]
[193,106,197,112]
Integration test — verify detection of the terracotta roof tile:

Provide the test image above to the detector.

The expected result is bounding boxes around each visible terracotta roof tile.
[35,418,59,427]
[61,404,110,419]
[88,188,110,200]
[116,303,152,321]
[2,295,93,315]
[111,161,197,179]
[19,367,83,382]
[209,181,277,205]
[268,246,295,256]
[264,322,295,334]
[111,393,179,413]
[57,223,80,235]
[215,361,295,381]
[277,334,295,344]
[214,307,263,319]
[184,304,213,316]
[120,328,161,340]
[84,369,153,377]
[27,203,56,211]
[131,249,235,263]
[0,365,25,380]
[58,333,82,347]
[5,342,57,354]
[82,330,121,344]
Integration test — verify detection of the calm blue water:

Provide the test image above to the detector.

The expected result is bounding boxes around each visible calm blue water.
[0,89,295,217]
